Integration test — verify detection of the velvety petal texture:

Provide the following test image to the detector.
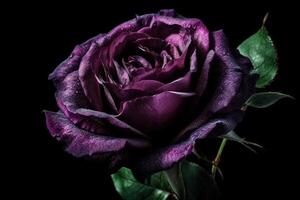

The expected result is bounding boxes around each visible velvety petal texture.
[132,111,243,174]
[45,9,257,174]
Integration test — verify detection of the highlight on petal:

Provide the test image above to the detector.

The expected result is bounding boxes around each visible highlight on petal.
[194,50,215,97]
[193,25,210,55]
[165,33,191,53]
[44,111,151,158]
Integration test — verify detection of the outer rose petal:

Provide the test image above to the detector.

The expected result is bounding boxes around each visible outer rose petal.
[93,10,176,55]
[177,31,256,140]
[234,53,258,104]
[55,70,107,134]
[45,111,150,158]
[132,112,243,174]
[98,8,181,43]
[49,34,102,84]
[208,30,255,113]
[150,15,210,53]
[78,42,103,111]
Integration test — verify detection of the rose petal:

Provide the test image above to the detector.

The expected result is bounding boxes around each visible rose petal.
[132,46,190,83]
[142,15,209,55]
[167,44,181,59]
[104,82,150,102]
[45,111,150,158]
[151,50,202,94]
[160,50,173,67]
[109,32,149,62]
[165,32,191,53]
[194,50,215,97]
[207,30,247,113]
[163,37,191,71]
[113,60,131,85]
[55,71,110,134]
[125,79,164,92]
[49,34,102,84]
[231,51,259,107]
[155,72,192,93]
[171,51,216,140]
[126,55,152,69]
[75,108,150,139]
[136,44,162,68]
[134,37,166,52]
[151,15,210,55]
[132,112,242,174]
[78,42,103,111]
[56,71,147,138]
[138,21,181,39]
[95,75,118,113]
[117,91,195,135]
[189,49,198,72]
[94,10,177,53]
[176,31,256,140]
[193,25,210,55]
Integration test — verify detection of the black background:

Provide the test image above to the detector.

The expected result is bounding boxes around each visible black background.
[8,0,299,199]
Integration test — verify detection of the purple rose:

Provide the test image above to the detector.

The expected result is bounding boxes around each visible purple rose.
[45,10,257,174]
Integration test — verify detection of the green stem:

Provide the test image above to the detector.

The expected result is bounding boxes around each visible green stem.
[164,162,186,200]
[211,138,228,178]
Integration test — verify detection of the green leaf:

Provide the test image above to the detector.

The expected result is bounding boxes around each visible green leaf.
[181,161,220,200]
[112,161,220,200]
[238,26,277,88]
[164,163,186,200]
[111,167,173,200]
[149,172,173,194]
[220,131,263,153]
[152,161,220,200]
[246,92,294,108]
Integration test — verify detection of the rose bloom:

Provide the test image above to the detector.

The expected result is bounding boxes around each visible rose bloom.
[45,10,257,175]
